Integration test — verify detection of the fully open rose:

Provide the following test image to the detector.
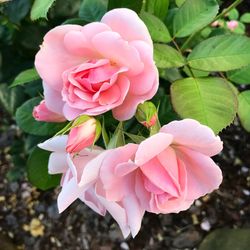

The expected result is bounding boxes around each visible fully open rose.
[35,8,158,121]
[80,119,223,237]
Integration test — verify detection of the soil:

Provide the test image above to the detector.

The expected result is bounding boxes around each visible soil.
[0,117,250,250]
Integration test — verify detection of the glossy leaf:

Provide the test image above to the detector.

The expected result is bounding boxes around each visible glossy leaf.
[30,0,56,20]
[227,65,250,85]
[188,35,250,71]
[16,97,66,136]
[145,0,169,20]
[238,90,250,132]
[171,77,238,134]
[173,0,219,38]
[27,147,61,190]
[140,12,171,43]
[154,44,185,68]
[11,68,40,87]
[240,13,250,23]
[79,0,107,22]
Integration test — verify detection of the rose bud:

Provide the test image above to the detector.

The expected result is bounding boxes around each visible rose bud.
[227,20,239,31]
[33,100,66,122]
[66,117,101,153]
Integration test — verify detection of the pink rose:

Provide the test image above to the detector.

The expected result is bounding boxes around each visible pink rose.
[227,20,239,31]
[35,8,158,121]
[66,118,97,153]
[38,136,106,215]
[33,100,66,122]
[80,119,223,237]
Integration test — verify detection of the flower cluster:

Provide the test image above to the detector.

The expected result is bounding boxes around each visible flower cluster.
[33,8,223,237]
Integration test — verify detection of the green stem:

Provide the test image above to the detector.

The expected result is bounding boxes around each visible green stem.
[181,0,243,51]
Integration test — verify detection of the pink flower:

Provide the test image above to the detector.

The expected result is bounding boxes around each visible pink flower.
[38,136,106,215]
[66,118,97,153]
[33,100,66,122]
[35,8,158,121]
[227,20,239,31]
[80,119,223,237]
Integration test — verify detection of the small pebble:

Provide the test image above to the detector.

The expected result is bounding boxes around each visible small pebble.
[201,220,211,231]
[120,242,129,250]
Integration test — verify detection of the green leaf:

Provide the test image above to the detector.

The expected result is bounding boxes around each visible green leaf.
[237,90,250,132]
[145,0,169,20]
[102,118,110,149]
[124,132,145,144]
[16,97,66,136]
[228,8,239,20]
[188,35,250,71]
[79,0,107,22]
[227,65,250,85]
[107,122,125,149]
[11,68,39,87]
[27,147,61,190]
[175,0,186,7]
[108,0,143,13]
[0,84,26,115]
[154,44,185,68]
[240,13,250,23]
[140,12,171,43]
[63,18,88,25]
[199,229,250,250]
[173,0,219,38]
[30,0,56,20]
[170,77,238,134]
[183,66,209,78]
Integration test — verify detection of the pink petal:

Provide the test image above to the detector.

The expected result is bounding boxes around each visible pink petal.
[96,195,130,238]
[101,8,152,46]
[43,82,65,114]
[160,119,223,156]
[35,25,84,91]
[57,178,83,213]
[140,157,179,197]
[135,133,173,165]
[92,31,144,75]
[79,187,106,216]
[38,135,68,152]
[123,195,145,238]
[48,152,68,174]
[176,146,223,200]
[129,40,157,95]
[79,151,109,187]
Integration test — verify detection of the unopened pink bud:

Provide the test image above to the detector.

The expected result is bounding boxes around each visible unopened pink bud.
[211,21,219,27]
[33,100,65,122]
[227,20,238,31]
[66,118,96,153]
[141,113,158,128]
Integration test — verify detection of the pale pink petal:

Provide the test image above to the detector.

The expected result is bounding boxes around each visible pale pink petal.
[79,151,109,187]
[161,119,223,156]
[81,22,111,41]
[135,133,173,165]
[101,8,152,46]
[48,152,68,174]
[38,135,68,152]
[176,146,223,200]
[43,82,64,114]
[79,187,106,216]
[63,103,83,120]
[57,178,83,213]
[123,195,145,238]
[135,172,151,210]
[97,194,130,238]
[92,31,144,75]
[140,157,179,197]
[115,160,138,177]
[35,25,84,90]
[128,41,157,95]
